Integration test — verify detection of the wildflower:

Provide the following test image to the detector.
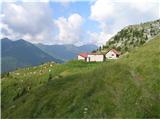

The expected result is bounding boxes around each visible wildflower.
[16,73,20,75]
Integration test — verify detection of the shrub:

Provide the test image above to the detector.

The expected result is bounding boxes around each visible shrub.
[1,72,10,78]
[117,46,121,51]
[48,74,52,82]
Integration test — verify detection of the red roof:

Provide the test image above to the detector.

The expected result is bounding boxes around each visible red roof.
[79,50,120,58]
[79,52,101,58]
[79,53,89,58]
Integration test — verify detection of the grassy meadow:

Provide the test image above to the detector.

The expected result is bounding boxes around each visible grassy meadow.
[1,35,160,118]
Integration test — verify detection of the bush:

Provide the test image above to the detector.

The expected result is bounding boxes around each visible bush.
[125,46,128,51]
[145,35,148,40]
[117,46,121,51]
[140,40,145,45]
[48,74,52,82]
[1,72,10,78]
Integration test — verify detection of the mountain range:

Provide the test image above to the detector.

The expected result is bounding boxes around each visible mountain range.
[1,38,63,73]
[36,43,97,61]
[1,38,97,73]
[2,19,159,73]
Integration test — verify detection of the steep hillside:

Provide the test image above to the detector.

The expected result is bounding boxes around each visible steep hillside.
[100,19,160,53]
[36,44,97,61]
[1,38,62,73]
[1,35,160,118]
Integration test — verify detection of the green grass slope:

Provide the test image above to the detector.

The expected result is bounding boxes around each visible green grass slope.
[1,35,160,118]
[99,19,160,53]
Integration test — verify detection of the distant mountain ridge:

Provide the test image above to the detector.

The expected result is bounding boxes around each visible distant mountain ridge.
[1,38,62,73]
[1,38,97,73]
[35,43,98,61]
[99,19,160,53]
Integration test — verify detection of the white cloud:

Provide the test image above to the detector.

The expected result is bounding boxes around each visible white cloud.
[55,13,84,45]
[3,2,53,34]
[90,0,159,25]
[1,0,79,3]
[1,2,55,44]
[88,31,114,46]
[127,0,159,14]
[1,2,85,45]
[89,0,159,45]
[90,0,114,22]
[1,0,159,47]
[0,22,21,40]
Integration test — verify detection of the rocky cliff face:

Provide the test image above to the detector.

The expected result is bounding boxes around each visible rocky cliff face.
[100,19,160,53]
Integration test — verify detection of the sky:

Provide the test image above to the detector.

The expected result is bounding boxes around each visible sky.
[0,0,160,46]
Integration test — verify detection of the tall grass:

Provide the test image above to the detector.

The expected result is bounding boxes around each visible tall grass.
[1,36,160,118]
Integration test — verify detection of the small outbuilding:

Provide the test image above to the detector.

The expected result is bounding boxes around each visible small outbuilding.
[105,49,121,59]
[78,49,121,62]
[77,53,89,61]
[78,53,104,62]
